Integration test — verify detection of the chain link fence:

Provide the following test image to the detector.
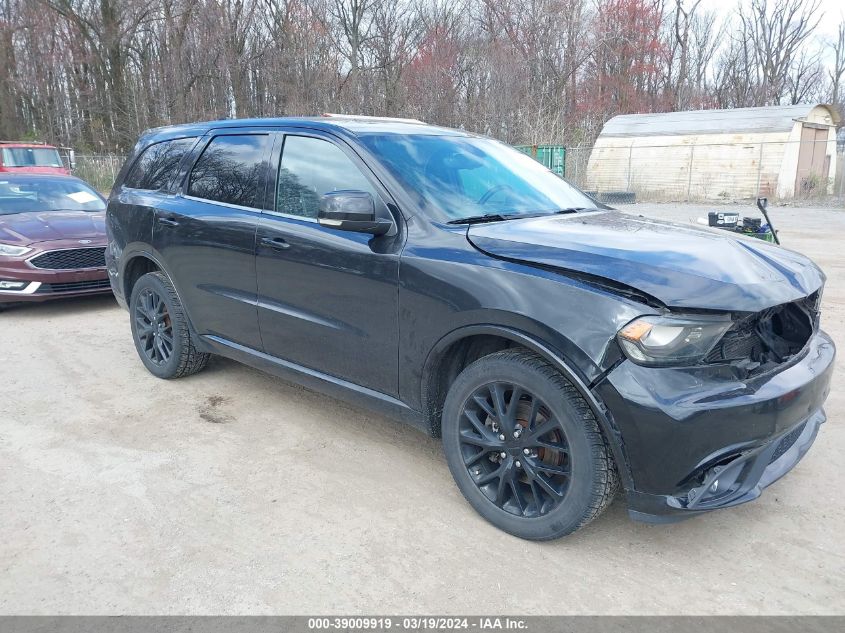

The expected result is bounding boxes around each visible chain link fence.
[72,155,125,193]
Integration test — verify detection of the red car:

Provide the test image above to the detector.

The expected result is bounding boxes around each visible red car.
[0,142,71,175]
[0,174,111,309]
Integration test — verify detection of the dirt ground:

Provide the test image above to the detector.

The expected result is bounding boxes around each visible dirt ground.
[1,203,843,615]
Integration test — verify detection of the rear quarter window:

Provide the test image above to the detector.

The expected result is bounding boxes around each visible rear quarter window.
[186,134,269,209]
[124,138,196,191]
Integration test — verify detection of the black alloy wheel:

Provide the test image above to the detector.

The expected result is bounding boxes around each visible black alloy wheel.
[459,382,571,517]
[129,271,210,379]
[134,287,174,366]
[442,349,619,540]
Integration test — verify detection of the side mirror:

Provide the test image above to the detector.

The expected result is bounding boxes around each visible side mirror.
[318,190,391,235]
[756,197,768,212]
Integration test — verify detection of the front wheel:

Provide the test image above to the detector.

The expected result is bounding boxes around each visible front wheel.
[129,271,210,379]
[441,349,618,540]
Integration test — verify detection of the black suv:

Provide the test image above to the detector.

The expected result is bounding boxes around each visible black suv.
[106,115,834,540]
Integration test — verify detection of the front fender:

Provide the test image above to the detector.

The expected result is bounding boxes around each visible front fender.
[421,323,635,491]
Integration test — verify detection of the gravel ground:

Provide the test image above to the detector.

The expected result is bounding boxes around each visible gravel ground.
[1,203,843,615]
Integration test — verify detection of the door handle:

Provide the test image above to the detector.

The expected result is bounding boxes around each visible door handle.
[261,236,290,250]
[157,216,179,227]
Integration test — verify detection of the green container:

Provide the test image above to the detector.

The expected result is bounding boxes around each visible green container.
[514,145,566,177]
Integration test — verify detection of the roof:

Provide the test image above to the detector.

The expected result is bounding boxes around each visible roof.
[0,141,59,148]
[598,104,840,138]
[141,115,465,146]
[0,173,81,180]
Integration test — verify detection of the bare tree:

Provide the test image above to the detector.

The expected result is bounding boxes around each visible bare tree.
[829,21,845,120]
[368,1,422,113]
[0,0,841,153]
[324,0,377,109]
[669,0,703,109]
[786,47,824,105]
[739,0,822,105]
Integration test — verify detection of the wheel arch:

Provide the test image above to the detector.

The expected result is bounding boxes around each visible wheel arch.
[421,324,633,490]
[122,252,162,301]
[122,253,212,357]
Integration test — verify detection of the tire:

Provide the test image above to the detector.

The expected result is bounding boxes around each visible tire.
[441,348,618,540]
[129,271,210,379]
[599,191,636,205]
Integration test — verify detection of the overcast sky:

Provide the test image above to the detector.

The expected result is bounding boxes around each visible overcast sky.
[698,0,843,40]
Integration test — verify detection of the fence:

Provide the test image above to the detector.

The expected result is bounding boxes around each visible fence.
[73,155,125,193]
[72,138,845,205]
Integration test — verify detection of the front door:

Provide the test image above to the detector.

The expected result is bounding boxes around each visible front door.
[255,132,402,396]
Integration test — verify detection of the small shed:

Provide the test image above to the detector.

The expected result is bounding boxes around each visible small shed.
[586,104,840,200]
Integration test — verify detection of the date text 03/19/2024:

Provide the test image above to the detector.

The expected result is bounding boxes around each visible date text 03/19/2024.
[306,617,528,630]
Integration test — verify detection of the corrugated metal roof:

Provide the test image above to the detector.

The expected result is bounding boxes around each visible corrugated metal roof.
[598,104,837,138]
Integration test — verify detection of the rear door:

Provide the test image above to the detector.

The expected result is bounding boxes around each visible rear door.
[109,136,198,295]
[153,130,273,350]
[255,130,402,396]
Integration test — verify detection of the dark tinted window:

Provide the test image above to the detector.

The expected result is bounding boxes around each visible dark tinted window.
[277,136,376,218]
[188,135,269,208]
[124,138,195,191]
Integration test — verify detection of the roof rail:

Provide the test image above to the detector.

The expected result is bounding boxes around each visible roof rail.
[321,113,425,124]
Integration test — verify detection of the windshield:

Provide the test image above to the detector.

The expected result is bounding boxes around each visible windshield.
[2,147,64,168]
[358,133,598,222]
[0,177,105,215]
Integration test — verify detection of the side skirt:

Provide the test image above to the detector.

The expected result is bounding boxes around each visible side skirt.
[201,334,429,434]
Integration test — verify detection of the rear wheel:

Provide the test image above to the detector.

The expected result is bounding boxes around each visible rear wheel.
[441,349,618,540]
[129,271,210,379]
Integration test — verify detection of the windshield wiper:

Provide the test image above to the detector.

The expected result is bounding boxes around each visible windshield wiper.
[447,208,596,225]
[446,213,512,225]
[447,213,508,225]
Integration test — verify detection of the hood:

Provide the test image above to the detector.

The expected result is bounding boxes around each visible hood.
[0,210,106,246]
[466,211,824,313]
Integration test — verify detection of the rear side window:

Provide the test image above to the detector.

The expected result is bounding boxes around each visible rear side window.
[187,134,269,209]
[124,138,195,191]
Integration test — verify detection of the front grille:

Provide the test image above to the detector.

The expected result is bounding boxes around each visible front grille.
[38,279,111,293]
[768,422,806,465]
[30,247,106,270]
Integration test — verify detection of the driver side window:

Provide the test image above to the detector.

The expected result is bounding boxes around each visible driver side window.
[277,136,377,219]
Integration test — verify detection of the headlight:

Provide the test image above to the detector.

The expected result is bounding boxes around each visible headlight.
[0,243,31,257]
[617,315,732,367]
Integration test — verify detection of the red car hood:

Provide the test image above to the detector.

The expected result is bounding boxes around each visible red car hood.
[0,210,106,246]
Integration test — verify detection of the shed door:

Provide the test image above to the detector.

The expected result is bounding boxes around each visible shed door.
[795,126,828,194]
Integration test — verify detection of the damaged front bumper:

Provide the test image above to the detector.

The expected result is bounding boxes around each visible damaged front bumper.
[594,330,835,523]
[627,410,824,522]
